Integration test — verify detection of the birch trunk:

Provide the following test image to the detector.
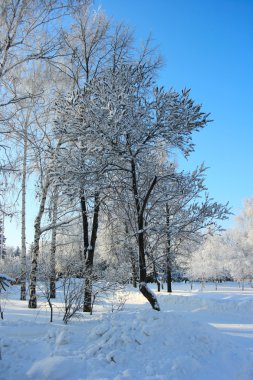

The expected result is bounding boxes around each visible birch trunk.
[166,204,172,293]
[20,125,28,301]
[28,177,50,308]
[49,188,59,299]
[83,192,100,313]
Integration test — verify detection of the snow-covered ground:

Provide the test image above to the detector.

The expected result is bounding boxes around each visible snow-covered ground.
[1,282,253,380]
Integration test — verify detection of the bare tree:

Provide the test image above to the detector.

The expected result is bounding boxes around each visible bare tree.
[0,0,85,80]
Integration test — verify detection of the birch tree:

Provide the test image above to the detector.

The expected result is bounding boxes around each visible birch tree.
[49,187,59,298]
[28,175,50,308]
[0,0,84,81]
[20,115,28,300]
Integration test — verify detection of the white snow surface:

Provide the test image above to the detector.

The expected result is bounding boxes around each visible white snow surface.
[1,282,253,380]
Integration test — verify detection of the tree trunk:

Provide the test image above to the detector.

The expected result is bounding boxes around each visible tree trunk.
[28,225,41,309]
[125,222,138,288]
[130,250,138,288]
[80,193,89,261]
[138,216,147,283]
[153,262,160,292]
[166,262,172,293]
[50,188,58,298]
[83,192,100,313]
[28,177,50,308]
[139,283,160,310]
[166,204,172,293]
[130,157,160,310]
[20,126,28,301]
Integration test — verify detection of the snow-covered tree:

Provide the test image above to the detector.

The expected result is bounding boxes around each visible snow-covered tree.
[187,234,228,285]
[54,61,213,310]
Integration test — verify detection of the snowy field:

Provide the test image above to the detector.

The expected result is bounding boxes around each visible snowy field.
[1,282,253,380]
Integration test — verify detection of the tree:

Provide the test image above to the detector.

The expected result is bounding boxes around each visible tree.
[28,175,50,308]
[49,187,59,298]
[52,8,137,313]
[224,198,253,286]
[7,71,44,301]
[0,0,89,218]
[0,0,84,85]
[151,163,229,292]
[56,63,211,310]
[0,1,230,313]
[187,234,228,286]
[235,197,253,239]
[28,151,78,308]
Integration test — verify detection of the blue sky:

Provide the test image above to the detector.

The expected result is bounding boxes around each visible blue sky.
[97,0,253,225]
[4,0,253,247]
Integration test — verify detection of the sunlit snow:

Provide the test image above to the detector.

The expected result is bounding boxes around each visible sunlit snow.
[1,282,253,380]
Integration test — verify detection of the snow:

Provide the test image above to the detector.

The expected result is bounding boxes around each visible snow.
[1,282,253,380]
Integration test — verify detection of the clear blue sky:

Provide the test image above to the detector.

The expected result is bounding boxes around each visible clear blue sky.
[4,0,253,247]
[97,0,253,225]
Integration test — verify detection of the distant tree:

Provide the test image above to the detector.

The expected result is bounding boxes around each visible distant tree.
[187,234,228,286]
[225,199,253,286]
[152,164,229,292]
[235,197,253,241]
